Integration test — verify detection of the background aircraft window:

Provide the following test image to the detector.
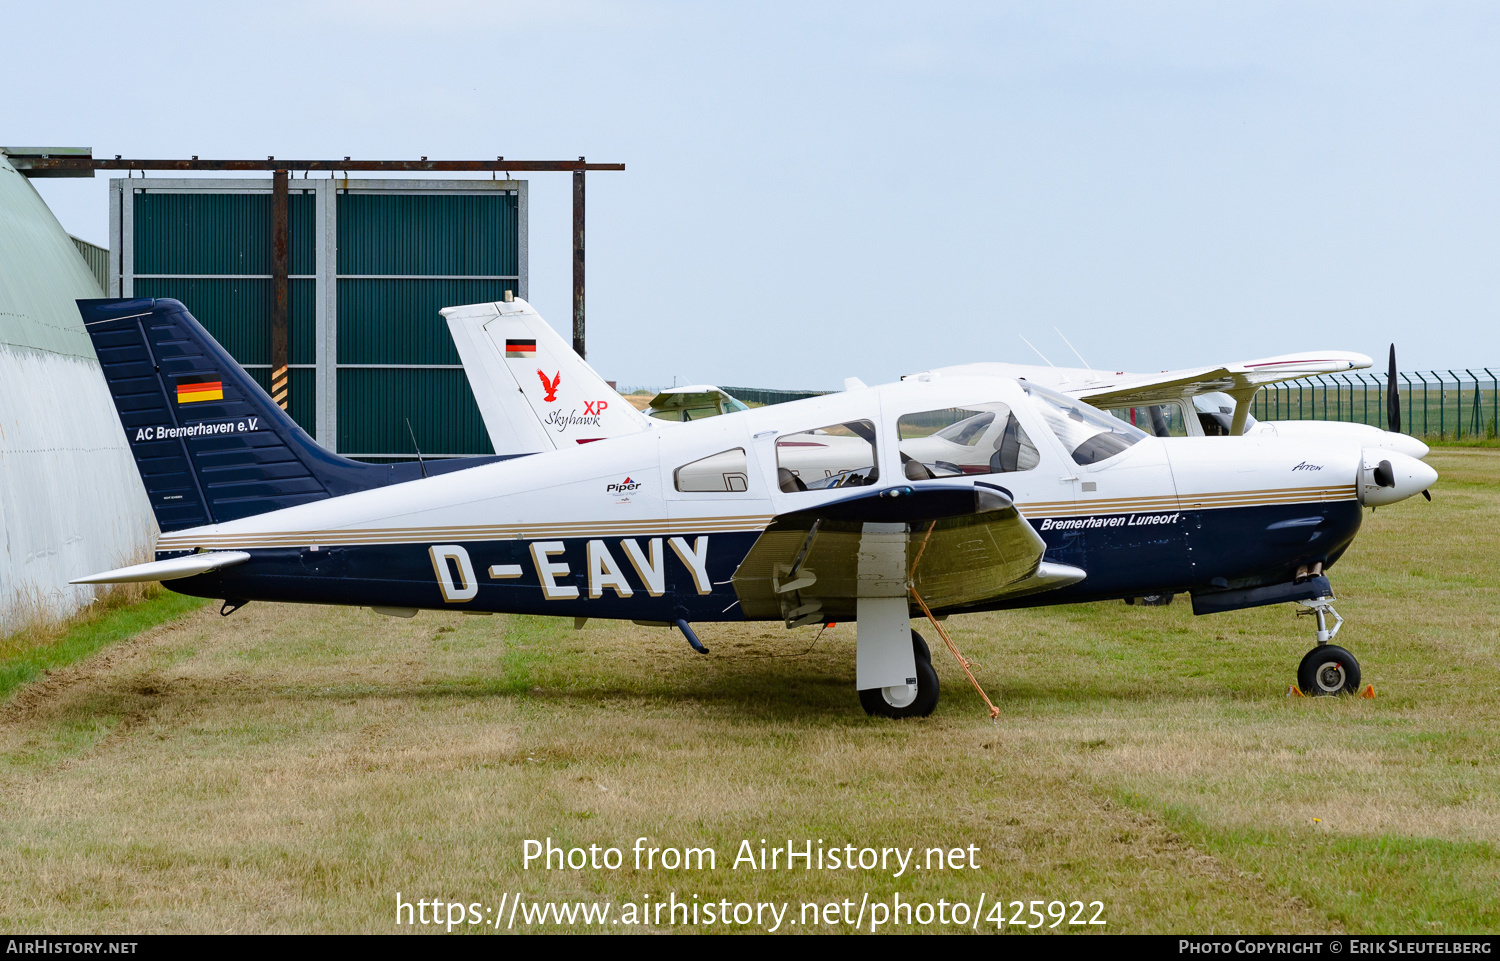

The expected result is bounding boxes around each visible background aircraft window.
[651,405,721,423]
[1110,402,1189,437]
[897,403,1039,478]
[675,448,750,492]
[776,421,878,492]
[1023,382,1146,465]
[1193,391,1256,436]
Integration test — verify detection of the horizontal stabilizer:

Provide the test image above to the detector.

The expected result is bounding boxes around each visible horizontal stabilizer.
[70,551,251,584]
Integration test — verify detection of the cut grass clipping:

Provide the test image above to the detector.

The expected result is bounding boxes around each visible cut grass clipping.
[0,451,1495,934]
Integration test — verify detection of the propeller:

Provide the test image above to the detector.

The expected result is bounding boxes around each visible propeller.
[1386,344,1401,434]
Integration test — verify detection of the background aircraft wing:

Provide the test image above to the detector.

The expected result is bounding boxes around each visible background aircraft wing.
[442,298,652,452]
[731,483,1084,624]
[912,351,1371,409]
[1069,351,1373,409]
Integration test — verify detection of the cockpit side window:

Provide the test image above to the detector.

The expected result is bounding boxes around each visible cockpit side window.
[1023,382,1146,465]
[897,403,1038,479]
[675,448,750,492]
[776,421,878,492]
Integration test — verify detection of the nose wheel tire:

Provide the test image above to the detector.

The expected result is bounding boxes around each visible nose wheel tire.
[1297,644,1361,696]
[859,631,940,719]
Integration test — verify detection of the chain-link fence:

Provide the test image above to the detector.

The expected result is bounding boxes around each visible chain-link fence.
[1252,369,1498,440]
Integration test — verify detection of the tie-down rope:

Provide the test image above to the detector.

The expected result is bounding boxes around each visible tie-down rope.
[908,522,1000,721]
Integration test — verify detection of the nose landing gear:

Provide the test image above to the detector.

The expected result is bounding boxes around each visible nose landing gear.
[1294,597,1361,696]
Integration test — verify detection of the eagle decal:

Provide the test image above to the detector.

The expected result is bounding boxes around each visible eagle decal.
[537,370,561,403]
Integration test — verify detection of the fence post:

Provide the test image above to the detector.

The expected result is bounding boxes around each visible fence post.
[1438,371,1446,439]
[1465,369,1483,437]
[1399,373,1411,435]
[1448,370,1462,440]
[1414,372,1429,438]
[1482,367,1494,437]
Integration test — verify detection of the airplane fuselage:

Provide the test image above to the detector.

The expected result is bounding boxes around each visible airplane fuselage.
[159,377,1372,623]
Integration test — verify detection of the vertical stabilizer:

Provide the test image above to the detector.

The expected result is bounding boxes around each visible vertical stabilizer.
[442,298,651,451]
[82,298,502,533]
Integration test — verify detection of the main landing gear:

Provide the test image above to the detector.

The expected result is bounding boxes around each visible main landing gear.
[1294,597,1361,696]
[859,631,940,719]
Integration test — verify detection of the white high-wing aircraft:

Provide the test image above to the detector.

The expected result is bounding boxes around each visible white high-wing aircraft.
[72,297,1438,717]
[910,356,1429,459]
[442,300,1427,467]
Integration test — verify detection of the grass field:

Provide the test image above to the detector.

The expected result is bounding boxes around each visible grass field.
[0,451,1495,934]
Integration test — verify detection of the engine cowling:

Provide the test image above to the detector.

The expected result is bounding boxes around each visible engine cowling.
[1358,450,1438,507]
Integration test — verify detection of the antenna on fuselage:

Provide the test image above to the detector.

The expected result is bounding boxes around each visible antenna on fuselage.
[1019,334,1056,367]
[405,417,428,479]
[1054,327,1102,384]
[1018,335,1066,383]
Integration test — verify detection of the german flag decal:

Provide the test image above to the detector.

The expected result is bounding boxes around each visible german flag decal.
[176,380,224,404]
[505,339,536,358]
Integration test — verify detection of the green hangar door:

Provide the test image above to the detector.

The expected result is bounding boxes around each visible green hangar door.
[110,178,527,462]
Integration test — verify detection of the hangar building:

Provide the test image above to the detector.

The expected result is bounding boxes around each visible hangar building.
[108,176,526,462]
[0,151,154,632]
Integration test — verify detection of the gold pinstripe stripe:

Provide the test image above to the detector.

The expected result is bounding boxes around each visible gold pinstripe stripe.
[1018,485,1356,517]
[157,516,779,550]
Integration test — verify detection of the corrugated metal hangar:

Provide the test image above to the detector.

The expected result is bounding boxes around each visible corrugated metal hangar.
[109,177,527,461]
[0,150,154,631]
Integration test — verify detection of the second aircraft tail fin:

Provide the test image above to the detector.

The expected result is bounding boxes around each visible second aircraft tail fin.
[442,298,651,452]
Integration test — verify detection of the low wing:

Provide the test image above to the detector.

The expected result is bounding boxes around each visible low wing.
[912,350,1372,409]
[441,298,652,452]
[731,483,1084,625]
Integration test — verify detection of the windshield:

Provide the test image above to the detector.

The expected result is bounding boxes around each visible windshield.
[1022,382,1146,465]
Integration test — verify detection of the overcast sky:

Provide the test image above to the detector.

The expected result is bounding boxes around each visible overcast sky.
[7,1,1498,389]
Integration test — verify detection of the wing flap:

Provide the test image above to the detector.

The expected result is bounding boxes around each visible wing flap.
[732,484,1075,623]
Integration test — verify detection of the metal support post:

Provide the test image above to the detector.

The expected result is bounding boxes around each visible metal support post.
[1467,369,1482,436]
[314,178,338,449]
[1489,369,1498,437]
[1415,372,1429,437]
[572,159,585,359]
[271,169,290,411]
[1449,370,1462,440]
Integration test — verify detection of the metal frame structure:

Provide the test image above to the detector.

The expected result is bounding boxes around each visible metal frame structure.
[109,176,528,454]
[18,152,621,363]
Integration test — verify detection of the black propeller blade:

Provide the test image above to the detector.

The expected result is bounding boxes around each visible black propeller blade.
[1387,344,1401,434]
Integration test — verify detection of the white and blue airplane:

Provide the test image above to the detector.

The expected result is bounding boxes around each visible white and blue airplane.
[72,298,1437,717]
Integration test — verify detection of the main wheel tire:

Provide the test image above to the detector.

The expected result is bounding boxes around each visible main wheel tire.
[859,631,940,719]
[1297,644,1361,696]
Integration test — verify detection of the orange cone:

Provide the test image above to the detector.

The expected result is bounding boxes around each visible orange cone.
[1359,684,1376,699]
[1286,685,1304,698]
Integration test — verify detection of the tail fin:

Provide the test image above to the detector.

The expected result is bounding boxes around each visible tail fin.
[442,298,651,452]
[80,298,500,533]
